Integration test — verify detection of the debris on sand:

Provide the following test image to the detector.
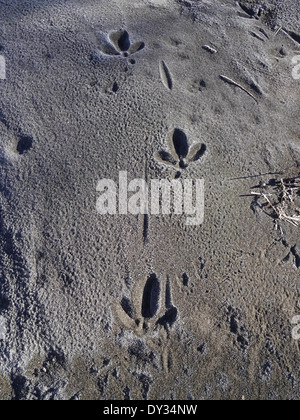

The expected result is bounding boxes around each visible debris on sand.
[249,175,300,227]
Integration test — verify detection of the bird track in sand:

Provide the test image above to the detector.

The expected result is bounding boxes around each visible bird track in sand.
[154,128,207,178]
[117,274,178,336]
[97,29,145,61]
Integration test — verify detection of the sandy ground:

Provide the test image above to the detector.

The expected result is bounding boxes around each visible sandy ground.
[0,0,300,400]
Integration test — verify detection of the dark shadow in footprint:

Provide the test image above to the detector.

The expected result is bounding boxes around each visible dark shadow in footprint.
[182,273,189,287]
[157,278,178,330]
[155,150,177,167]
[110,30,131,52]
[188,143,207,162]
[172,129,189,160]
[157,307,178,328]
[129,43,145,54]
[142,274,160,319]
[121,297,135,319]
[17,135,33,155]
[99,30,145,58]
[155,128,206,176]
[112,81,119,94]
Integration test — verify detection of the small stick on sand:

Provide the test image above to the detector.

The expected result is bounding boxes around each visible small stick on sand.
[261,193,279,215]
[251,191,300,227]
[251,192,272,196]
[219,75,258,103]
[251,191,278,213]
[275,26,282,36]
[202,45,217,54]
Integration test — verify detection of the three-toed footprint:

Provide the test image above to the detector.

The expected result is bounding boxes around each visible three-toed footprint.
[97,30,145,62]
[154,128,206,177]
[116,274,178,336]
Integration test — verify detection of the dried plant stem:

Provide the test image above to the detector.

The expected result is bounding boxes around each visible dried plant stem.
[251,190,300,227]
[220,75,258,103]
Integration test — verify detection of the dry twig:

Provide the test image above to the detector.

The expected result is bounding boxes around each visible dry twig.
[250,176,300,227]
[219,75,258,103]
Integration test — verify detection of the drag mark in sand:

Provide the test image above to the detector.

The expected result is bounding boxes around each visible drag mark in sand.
[159,61,173,90]
[238,2,256,18]
[142,158,149,245]
[282,29,300,45]
[249,27,269,42]
[142,214,149,245]
[249,31,265,42]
